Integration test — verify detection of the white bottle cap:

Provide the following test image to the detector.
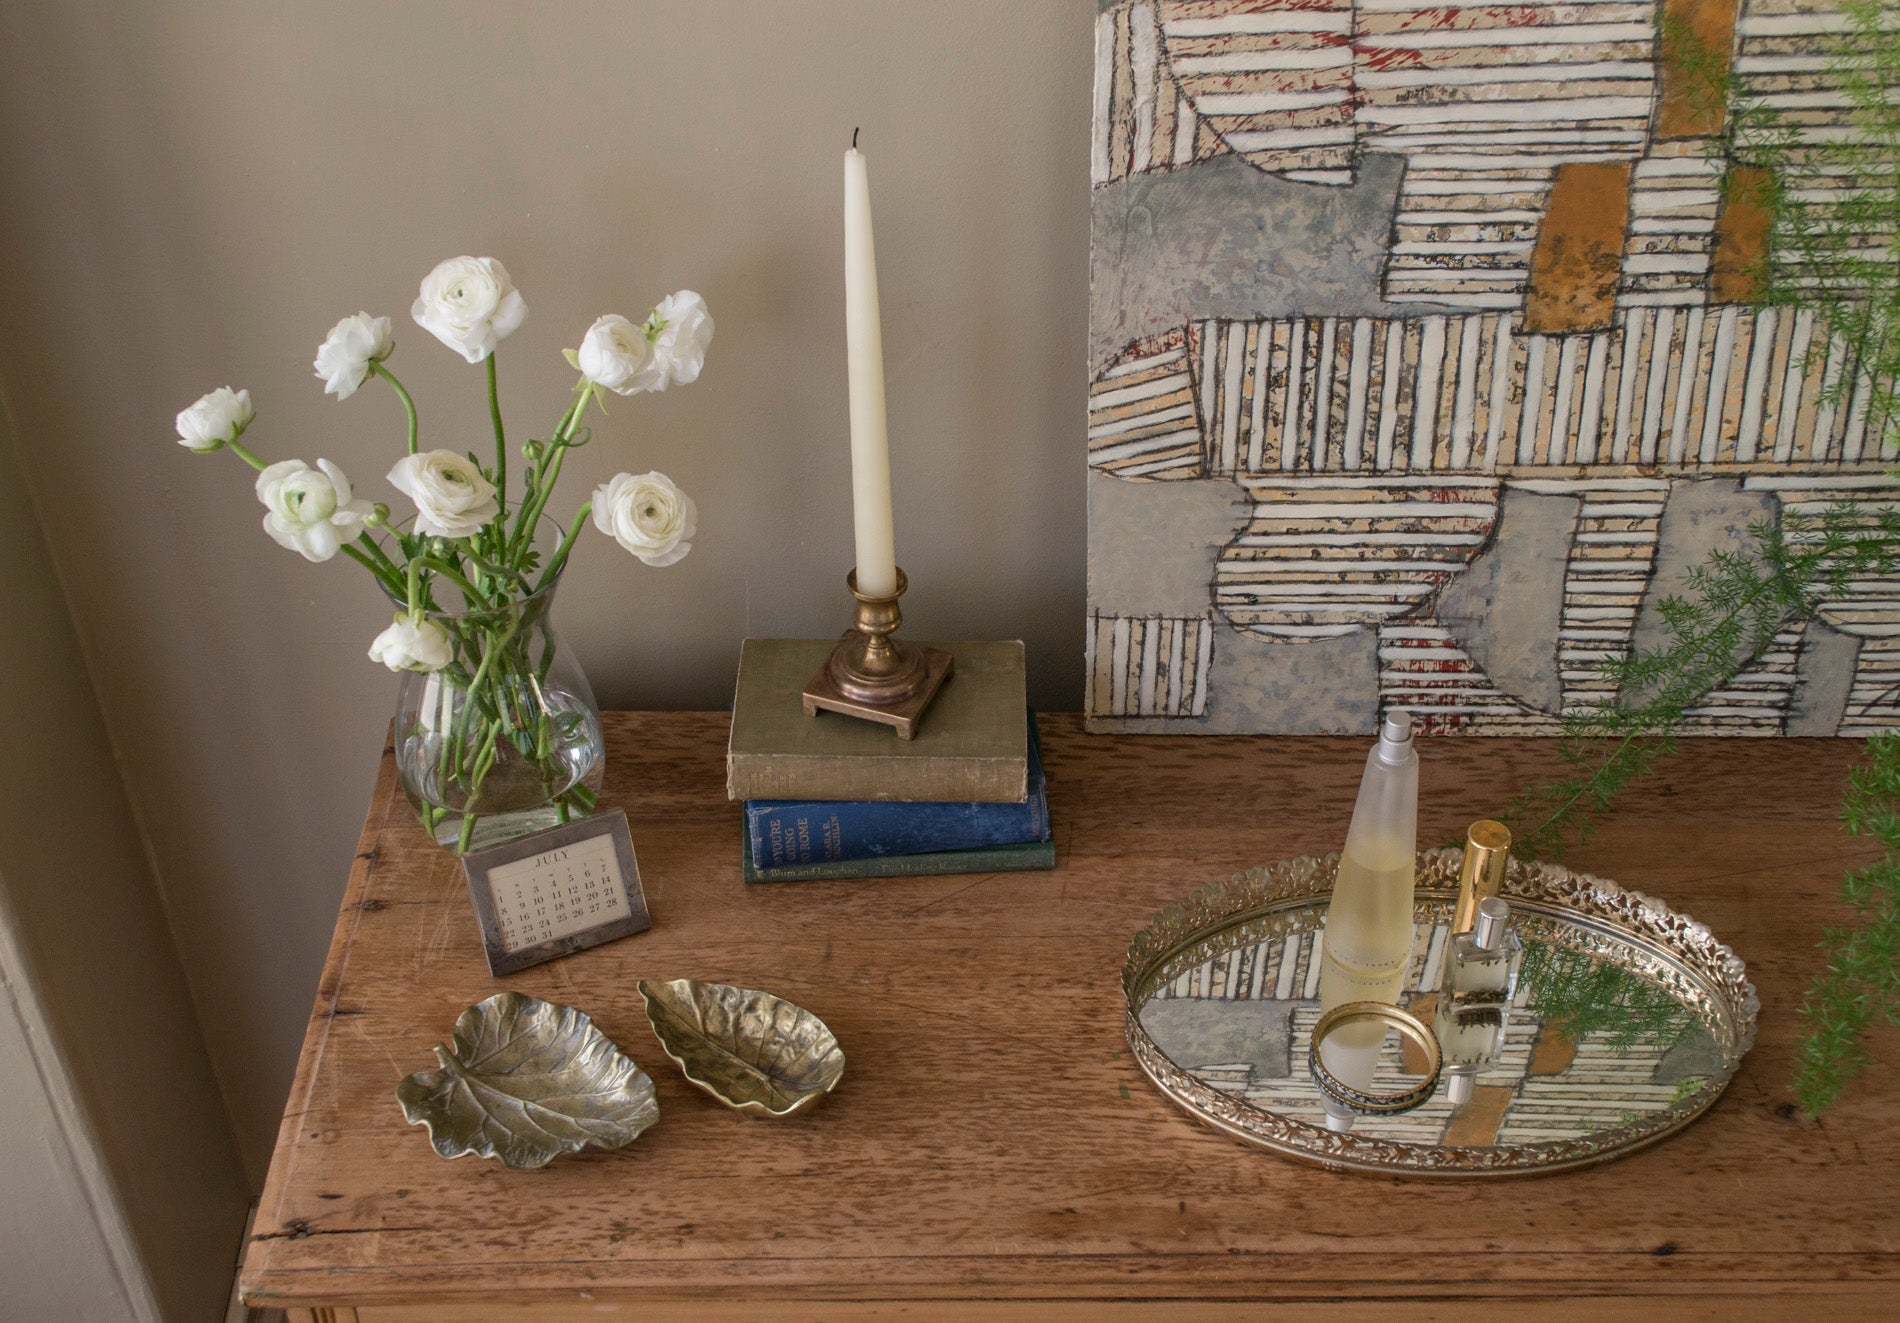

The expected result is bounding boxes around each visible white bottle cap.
[1375,710,1414,765]
[1446,1070,1475,1105]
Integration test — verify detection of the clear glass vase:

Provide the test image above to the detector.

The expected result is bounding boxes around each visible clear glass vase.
[389,571,605,852]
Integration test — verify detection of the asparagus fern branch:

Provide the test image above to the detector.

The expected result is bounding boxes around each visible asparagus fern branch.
[1793,733,1900,1113]
[1500,507,1900,862]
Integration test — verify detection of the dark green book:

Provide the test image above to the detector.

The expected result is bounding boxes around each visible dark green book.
[741,823,1055,883]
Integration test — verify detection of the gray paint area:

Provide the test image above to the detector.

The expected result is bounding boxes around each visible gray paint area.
[1437,485,1580,715]
[1200,624,1380,734]
[1790,618,1860,734]
[1088,471,1379,733]
[1140,997,1294,1079]
[1634,479,1776,656]
[1628,479,1778,704]
[1089,153,1435,366]
[1088,471,1248,615]
[1096,622,1380,734]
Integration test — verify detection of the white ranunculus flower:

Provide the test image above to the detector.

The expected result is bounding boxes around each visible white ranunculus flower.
[313,312,394,400]
[369,611,454,673]
[387,449,501,539]
[175,386,254,452]
[256,458,374,562]
[410,256,526,364]
[591,471,696,567]
[639,290,714,391]
[575,314,654,395]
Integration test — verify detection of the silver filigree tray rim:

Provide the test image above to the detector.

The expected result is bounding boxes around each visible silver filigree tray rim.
[1121,849,1760,1179]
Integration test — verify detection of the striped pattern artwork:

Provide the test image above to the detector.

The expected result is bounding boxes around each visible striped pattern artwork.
[1539,478,1666,717]
[1159,0,1358,184]
[1369,0,1659,306]
[1088,330,1204,479]
[1750,475,1900,735]
[1091,1,1359,187]
[1088,0,1900,736]
[1216,477,1499,639]
[1378,621,1565,734]
[1095,0,1661,199]
[1677,624,1809,732]
[1086,614,1216,718]
[1619,152,1723,307]
[1731,0,1882,291]
[1090,308,1893,483]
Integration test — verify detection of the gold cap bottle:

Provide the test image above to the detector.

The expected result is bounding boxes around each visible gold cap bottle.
[1452,820,1512,935]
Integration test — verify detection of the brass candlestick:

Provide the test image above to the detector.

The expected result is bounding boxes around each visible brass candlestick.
[801,568,953,739]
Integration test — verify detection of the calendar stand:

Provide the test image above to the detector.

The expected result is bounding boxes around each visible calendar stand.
[459,808,652,976]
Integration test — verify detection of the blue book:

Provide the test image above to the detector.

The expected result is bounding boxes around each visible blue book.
[745,717,1048,866]
[741,829,1055,883]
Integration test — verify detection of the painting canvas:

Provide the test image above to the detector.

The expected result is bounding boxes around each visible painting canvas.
[1086,0,1897,735]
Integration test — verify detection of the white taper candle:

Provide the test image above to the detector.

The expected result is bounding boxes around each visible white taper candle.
[843,140,899,599]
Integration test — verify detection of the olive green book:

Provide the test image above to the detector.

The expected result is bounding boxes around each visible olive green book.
[726,637,1029,803]
[741,824,1055,883]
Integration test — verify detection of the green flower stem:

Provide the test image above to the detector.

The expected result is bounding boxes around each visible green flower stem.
[510,388,589,560]
[341,543,404,599]
[371,363,419,456]
[405,554,423,615]
[455,702,506,853]
[486,353,507,512]
[355,531,403,582]
[536,502,592,592]
[418,556,490,611]
[225,438,267,471]
[513,448,568,560]
[449,620,519,775]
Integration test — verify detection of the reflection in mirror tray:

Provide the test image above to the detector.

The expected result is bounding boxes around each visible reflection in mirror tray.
[1122,850,1758,1178]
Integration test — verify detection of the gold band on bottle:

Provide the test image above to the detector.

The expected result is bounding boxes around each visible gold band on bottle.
[1308,1001,1443,1116]
[1452,820,1512,936]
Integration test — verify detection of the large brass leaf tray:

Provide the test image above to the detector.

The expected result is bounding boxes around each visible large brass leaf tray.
[1122,850,1758,1178]
[397,991,659,1169]
[639,978,845,1117]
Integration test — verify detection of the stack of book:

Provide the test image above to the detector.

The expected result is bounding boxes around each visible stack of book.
[726,637,1051,883]
[741,722,1051,881]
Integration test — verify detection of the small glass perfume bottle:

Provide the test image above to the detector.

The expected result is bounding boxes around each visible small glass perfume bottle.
[1436,896,1523,1106]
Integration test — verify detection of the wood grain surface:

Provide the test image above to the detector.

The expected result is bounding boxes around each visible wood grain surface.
[244,714,1899,1318]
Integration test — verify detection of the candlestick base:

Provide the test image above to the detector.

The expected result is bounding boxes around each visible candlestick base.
[801,568,954,740]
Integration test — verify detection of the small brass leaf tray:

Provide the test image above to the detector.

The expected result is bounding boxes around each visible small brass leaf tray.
[397,991,659,1169]
[638,979,845,1117]
[1123,850,1759,1178]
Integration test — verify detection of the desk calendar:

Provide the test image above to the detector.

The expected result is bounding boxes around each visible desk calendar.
[459,809,651,975]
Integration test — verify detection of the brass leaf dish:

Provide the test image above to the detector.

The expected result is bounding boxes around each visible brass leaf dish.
[1123,850,1759,1179]
[397,991,659,1169]
[638,978,845,1117]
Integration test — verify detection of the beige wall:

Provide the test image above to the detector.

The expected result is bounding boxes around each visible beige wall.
[0,1,1090,1179]
[0,385,247,1309]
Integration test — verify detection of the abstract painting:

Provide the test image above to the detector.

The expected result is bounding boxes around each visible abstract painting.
[1086,0,1897,735]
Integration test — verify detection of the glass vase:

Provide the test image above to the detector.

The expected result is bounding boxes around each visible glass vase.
[389,571,605,852]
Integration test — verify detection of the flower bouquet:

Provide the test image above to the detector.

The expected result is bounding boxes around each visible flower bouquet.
[177,256,708,851]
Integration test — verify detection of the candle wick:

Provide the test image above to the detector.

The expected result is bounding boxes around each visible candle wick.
[852,126,860,150]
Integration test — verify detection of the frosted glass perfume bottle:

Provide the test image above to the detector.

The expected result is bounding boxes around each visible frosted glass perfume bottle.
[1316,712,1418,1130]
[1436,897,1523,1106]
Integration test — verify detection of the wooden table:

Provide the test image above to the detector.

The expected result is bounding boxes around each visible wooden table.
[241,713,1899,1321]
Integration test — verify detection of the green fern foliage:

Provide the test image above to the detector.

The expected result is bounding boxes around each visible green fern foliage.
[1500,507,1900,863]
[1794,733,1900,1113]
[1520,941,1693,1054]
[1724,0,1900,449]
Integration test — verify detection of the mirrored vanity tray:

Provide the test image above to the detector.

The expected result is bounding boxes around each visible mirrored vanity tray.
[1122,850,1759,1178]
